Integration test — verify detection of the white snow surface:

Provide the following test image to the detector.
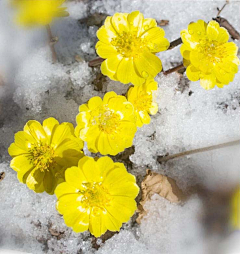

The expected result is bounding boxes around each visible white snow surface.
[0,0,240,253]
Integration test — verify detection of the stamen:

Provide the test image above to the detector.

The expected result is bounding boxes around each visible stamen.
[111,31,148,58]
[28,142,55,172]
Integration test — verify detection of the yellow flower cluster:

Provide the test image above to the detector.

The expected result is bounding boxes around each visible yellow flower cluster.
[8,7,240,238]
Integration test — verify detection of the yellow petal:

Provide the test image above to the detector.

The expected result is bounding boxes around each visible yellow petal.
[186,65,200,81]
[51,123,73,148]
[217,27,229,43]
[142,27,169,52]
[180,29,198,49]
[89,211,107,237]
[101,56,122,81]
[43,170,55,194]
[8,143,28,157]
[80,156,101,182]
[96,156,115,176]
[127,11,143,35]
[26,167,45,191]
[24,120,47,141]
[180,44,191,60]
[103,211,122,231]
[207,20,220,40]
[110,182,139,198]
[96,41,118,59]
[72,210,90,233]
[111,13,129,33]
[65,166,87,189]
[149,102,158,115]
[141,18,157,34]
[139,111,151,125]
[134,50,162,79]
[12,131,35,152]
[88,96,103,110]
[42,117,59,143]
[63,208,90,232]
[96,132,112,155]
[10,154,32,173]
[103,91,117,104]
[97,26,116,44]
[57,193,81,214]
[55,182,78,199]
[200,74,216,90]
[79,104,89,112]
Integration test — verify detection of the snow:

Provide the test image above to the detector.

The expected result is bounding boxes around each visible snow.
[0,0,240,253]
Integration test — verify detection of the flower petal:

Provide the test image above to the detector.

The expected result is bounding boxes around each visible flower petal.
[88,96,103,110]
[42,117,59,143]
[65,166,87,189]
[111,13,129,33]
[26,167,45,191]
[51,123,73,148]
[101,56,122,81]
[55,182,79,199]
[134,50,162,79]
[89,211,107,237]
[127,11,143,35]
[186,64,200,81]
[200,74,216,90]
[24,120,47,142]
[96,41,118,59]
[207,20,220,41]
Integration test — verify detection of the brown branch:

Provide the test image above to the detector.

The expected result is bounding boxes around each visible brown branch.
[46,25,58,63]
[213,17,240,40]
[163,63,185,75]
[157,139,240,163]
[217,2,228,16]
[88,57,104,67]
[168,37,182,50]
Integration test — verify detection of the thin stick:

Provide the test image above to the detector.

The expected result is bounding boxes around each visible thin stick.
[46,25,58,63]
[88,57,104,67]
[163,63,185,75]
[157,139,240,163]
[217,1,229,16]
[168,37,182,50]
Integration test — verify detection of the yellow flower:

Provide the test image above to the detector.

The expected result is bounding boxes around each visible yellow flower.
[8,117,84,194]
[96,11,170,86]
[55,156,139,237]
[75,92,137,155]
[230,187,240,230]
[12,0,69,27]
[127,79,158,127]
[180,20,240,90]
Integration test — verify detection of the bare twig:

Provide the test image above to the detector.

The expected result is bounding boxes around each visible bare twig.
[163,63,185,75]
[157,139,240,163]
[213,17,240,40]
[88,57,104,67]
[168,37,182,50]
[217,1,229,16]
[46,25,58,63]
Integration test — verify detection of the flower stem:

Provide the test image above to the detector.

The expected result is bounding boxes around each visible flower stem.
[163,63,185,75]
[46,25,58,63]
[157,139,240,163]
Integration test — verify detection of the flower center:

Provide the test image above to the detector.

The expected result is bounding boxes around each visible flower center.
[134,93,152,112]
[79,182,111,215]
[197,39,224,66]
[91,106,121,134]
[111,31,147,58]
[28,142,55,172]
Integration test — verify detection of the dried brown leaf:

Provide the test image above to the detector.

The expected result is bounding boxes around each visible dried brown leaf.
[0,172,5,182]
[136,169,184,223]
[157,20,169,26]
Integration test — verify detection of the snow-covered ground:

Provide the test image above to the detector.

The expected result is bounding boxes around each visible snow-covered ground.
[0,0,240,253]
